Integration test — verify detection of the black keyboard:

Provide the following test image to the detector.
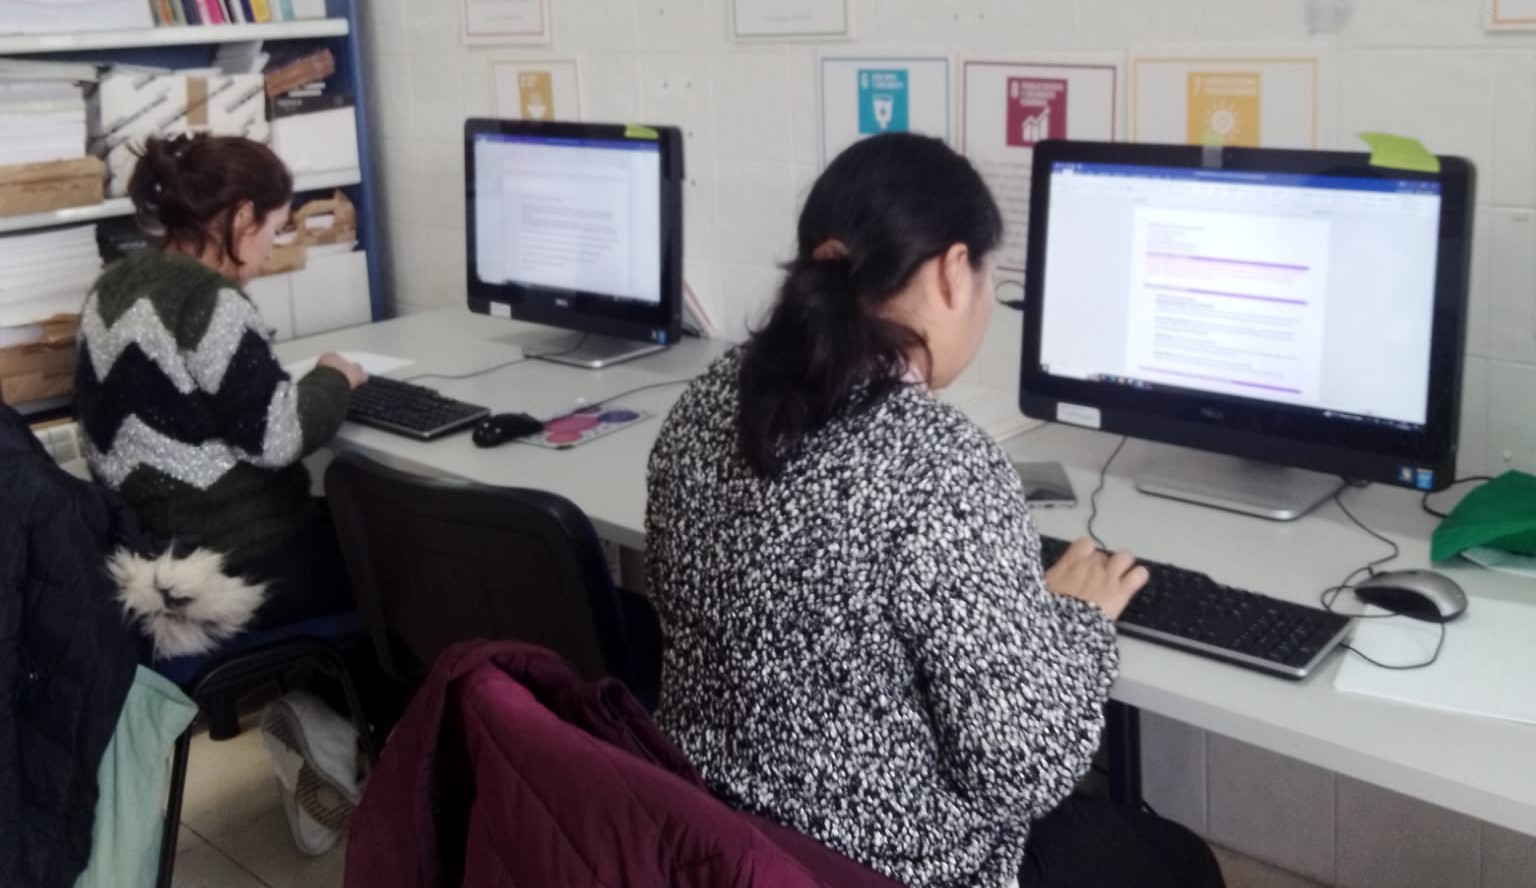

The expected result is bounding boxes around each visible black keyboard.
[1038,535,1353,680]
[347,377,491,441]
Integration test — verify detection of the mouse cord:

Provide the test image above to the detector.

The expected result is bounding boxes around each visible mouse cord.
[1326,485,1448,671]
[1085,436,1128,551]
[402,334,592,383]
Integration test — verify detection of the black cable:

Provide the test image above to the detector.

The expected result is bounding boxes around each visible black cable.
[1086,437,1128,550]
[994,278,1025,310]
[402,334,591,383]
[1340,623,1447,671]
[1322,486,1446,670]
[1421,475,1493,519]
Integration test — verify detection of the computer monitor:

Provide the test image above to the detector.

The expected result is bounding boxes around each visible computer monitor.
[1020,141,1475,520]
[465,119,685,368]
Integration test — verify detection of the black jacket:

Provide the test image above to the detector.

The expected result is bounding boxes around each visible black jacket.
[0,405,142,888]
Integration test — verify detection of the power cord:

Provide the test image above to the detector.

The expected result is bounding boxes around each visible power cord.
[1421,475,1493,519]
[402,334,591,384]
[1086,436,1128,550]
[570,377,694,412]
[994,279,1025,310]
[1321,485,1446,671]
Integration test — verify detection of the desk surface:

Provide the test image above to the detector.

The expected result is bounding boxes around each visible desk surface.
[280,309,1536,837]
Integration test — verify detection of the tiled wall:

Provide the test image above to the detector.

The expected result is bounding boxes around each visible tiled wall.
[361,2,1536,883]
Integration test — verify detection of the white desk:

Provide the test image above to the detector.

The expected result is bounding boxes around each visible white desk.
[279,309,1536,837]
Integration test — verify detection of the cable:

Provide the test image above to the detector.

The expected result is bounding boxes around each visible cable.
[1421,475,1493,519]
[994,278,1025,310]
[1086,437,1128,550]
[402,334,591,383]
[569,377,694,412]
[1321,486,1445,671]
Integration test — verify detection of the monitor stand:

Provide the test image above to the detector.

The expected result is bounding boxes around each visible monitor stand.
[1134,451,1345,522]
[499,332,669,369]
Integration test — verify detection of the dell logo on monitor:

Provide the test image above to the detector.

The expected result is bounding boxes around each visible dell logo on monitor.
[554,297,571,308]
[1200,407,1225,421]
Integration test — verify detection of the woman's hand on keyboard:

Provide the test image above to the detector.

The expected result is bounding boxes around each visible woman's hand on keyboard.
[317,352,370,389]
[1044,537,1149,621]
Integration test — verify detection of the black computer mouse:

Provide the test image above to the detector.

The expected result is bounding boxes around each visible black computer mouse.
[472,413,544,448]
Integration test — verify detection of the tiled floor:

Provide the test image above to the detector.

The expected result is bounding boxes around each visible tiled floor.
[171,726,346,888]
[174,721,1306,888]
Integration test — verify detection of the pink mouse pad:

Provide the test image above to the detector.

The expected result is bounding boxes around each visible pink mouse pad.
[520,404,653,450]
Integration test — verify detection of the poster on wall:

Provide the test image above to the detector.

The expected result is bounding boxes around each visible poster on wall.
[732,0,850,40]
[463,0,551,45]
[1130,53,1327,149]
[1487,0,1536,29]
[960,59,1120,273]
[819,55,950,166]
[493,61,580,121]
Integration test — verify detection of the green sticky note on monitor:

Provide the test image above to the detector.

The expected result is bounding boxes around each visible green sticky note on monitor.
[1358,132,1441,174]
[625,124,659,140]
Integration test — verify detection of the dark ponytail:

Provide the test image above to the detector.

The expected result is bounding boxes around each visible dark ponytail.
[128,133,293,267]
[737,133,1003,478]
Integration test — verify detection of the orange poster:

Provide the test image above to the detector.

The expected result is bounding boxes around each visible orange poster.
[1186,72,1261,147]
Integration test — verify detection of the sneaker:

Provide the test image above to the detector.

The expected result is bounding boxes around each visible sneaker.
[260,691,365,856]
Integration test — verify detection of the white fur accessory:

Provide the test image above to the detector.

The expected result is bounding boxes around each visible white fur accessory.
[109,546,267,659]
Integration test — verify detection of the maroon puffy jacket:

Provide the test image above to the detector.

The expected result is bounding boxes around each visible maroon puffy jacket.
[346,640,906,888]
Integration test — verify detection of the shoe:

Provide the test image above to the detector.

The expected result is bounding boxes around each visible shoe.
[260,691,365,856]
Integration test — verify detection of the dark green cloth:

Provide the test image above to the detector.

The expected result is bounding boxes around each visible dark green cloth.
[76,251,351,559]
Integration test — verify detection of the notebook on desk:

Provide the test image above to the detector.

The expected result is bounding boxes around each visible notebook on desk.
[1334,597,1536,727]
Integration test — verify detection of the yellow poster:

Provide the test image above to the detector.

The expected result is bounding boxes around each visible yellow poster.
[518,71,554,120]
[1186,72,1261,147]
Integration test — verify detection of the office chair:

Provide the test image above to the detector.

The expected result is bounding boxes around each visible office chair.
[323,451,656,705]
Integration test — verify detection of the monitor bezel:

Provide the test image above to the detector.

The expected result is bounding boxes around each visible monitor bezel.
[464,119,685,346]
[1020,140,1475,492]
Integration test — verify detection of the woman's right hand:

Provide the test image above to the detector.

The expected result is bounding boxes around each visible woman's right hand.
[1044,537,1149,621]
[316,352,369,390]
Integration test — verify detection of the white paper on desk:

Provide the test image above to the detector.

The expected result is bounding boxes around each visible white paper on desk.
[283,352,415,379]
[1462,546,1536,580]
[1334,599,1536,727]
[939,382,1044,444]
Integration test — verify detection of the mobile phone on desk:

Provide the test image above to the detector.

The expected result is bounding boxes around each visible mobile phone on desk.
[1013,460,1077,508]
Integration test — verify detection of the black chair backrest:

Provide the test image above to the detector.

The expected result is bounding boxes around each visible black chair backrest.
[324,451,636,686]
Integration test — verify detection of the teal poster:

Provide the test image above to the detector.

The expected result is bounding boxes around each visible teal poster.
[858,69,909,134]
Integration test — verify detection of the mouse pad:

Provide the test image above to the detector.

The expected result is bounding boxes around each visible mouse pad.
[521,404,654,450]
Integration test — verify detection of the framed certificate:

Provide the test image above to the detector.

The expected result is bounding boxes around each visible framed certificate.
[463,0,551,46]
[732,0,850,41]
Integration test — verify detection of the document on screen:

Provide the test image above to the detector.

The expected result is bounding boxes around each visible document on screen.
[1125,208,1332,404]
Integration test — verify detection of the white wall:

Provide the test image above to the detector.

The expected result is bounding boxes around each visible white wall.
[362,2,1536,885]
[364,0,1536,483]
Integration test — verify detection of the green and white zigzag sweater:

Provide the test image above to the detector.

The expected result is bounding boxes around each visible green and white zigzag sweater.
[74,251,351,559]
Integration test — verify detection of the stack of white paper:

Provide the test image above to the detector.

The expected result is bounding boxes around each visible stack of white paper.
[0,80,89,167]
[0,225,100,326]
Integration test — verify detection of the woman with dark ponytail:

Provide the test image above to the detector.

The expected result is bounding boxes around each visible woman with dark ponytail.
[646,134,1224,888]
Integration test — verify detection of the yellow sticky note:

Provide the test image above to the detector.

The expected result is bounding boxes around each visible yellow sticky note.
[625,124,659,140]
[1358,132,1441,174]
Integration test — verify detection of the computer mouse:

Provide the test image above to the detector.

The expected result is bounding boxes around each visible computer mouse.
[472,413,544,448]
[1353,570,1468,623]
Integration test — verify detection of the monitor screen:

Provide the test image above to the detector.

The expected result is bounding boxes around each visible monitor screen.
[472,133,663,305]
[1039,162,1442,432]
[1021,141,1475,493]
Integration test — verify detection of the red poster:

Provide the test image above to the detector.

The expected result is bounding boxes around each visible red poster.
[1006,78,1068,148]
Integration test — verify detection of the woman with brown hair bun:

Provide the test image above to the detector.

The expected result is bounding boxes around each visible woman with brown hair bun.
[75,133,368,636]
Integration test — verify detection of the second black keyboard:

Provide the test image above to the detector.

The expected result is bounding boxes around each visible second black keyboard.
[1038,535,1352,680]
[347,377,491,441]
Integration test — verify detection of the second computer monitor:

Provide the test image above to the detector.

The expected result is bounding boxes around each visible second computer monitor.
[1020,141,1475,519]
[465,119,684,369]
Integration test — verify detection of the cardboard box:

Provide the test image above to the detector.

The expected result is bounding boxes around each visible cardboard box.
[292,191,357,247]
[89,73,271,197]
[256,240,307,278]
[271,101,358,175]
[0,157,106,218]
[0,314,78,407]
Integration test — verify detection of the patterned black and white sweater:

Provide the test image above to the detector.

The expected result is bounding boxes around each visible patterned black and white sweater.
[645,350,1119,888]
[74,251,350,560]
